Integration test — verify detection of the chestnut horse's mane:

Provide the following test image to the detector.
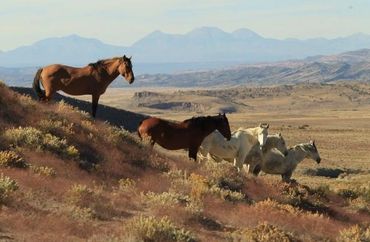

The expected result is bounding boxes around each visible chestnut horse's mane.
[88,57,123,69]
[183,115,220,126]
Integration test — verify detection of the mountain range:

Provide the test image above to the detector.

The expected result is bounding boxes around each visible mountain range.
[2,27,370,73]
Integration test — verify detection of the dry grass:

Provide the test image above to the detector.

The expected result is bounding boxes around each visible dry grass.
[0,82,369,241]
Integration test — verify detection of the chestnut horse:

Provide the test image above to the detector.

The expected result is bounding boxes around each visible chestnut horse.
[137,114,232,161]
[32,55,134,117]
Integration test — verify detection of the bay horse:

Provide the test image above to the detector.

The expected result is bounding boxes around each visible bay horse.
[253,140,321,182]
[137,114,232,161]
[32,55,134,117]
[198,124,269,171]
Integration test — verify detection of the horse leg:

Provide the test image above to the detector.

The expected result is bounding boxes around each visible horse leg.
[235,151,247,172]
[91,95,100,118]
[44,88,54,102]
[252,164,261,176]
[281,171,292,183]
[189,146,199,162]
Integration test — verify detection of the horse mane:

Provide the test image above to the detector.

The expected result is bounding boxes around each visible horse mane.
[88,57,123,69]
[183,116,212,125]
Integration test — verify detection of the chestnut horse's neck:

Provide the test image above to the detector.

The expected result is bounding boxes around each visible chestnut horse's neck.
[202,119,218,137]
[92,58,121,84]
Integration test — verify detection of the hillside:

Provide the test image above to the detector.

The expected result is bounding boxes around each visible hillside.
[0,81,369,241]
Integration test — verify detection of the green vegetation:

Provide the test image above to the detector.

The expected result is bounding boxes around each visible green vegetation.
[230,223,297,242]
[0,150,28,168]
[3,126,79,160]
[0,173,18,203]
[125,215,196,242]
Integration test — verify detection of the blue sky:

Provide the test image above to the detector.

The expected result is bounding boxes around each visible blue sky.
[1,0,369,51]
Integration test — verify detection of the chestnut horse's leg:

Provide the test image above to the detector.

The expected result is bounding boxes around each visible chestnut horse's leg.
[189,146,199,161]
[91,95,100,118]
[44,88,54,102]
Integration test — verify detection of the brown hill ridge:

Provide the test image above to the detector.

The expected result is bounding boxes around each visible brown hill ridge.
[0,81,369,241]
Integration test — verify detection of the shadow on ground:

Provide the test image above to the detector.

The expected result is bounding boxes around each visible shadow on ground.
[11,87,148,132]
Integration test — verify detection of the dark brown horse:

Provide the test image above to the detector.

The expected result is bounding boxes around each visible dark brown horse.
[137,114,232,161]
[33,55,134,117]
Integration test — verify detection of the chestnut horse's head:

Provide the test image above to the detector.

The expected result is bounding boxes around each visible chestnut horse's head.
[215,113,231,141]
[118,55,135,84]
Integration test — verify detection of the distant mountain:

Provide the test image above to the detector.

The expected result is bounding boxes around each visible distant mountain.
[2,27,370,71]
[0,35,125,67]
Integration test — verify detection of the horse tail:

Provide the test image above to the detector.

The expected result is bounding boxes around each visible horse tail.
[137,120,144,140]
[32,68,45,100]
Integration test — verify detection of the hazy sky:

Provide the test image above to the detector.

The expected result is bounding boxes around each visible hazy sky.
[1,0,369,51]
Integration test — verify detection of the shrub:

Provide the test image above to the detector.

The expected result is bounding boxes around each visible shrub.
[189,174,208,201]
[38,119,74,136]
[0,174,19,203]
[230,222,297,242]
[125,215,196,242]
[254,199,301,216]
[105,126,142,147]
[337,189,359,200]
[337,225,370,242]
[0,150,28,168]
[3,127,79,160]
[67,184,98,208]
[143,191,190,207]
[31,165,56,177]
[117,178,136,193]
[68,205,95,221]
[208,185,246,202]
[203,160,245,191]
[66,184,116,220]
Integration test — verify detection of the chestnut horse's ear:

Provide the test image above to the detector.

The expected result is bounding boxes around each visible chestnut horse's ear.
[129,56,132,60]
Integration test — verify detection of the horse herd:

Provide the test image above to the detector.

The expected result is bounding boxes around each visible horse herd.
[33,56,321,182]
[138,114,321,182]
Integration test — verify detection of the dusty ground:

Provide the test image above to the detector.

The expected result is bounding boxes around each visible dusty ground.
[71,83,370,189]
[1,82,369,241]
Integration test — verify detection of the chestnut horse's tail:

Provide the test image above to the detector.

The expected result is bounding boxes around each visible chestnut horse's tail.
[137,120,143,140]
[32,68,45,100]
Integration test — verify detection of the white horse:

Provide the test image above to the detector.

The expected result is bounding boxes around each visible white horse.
[252,140,321,182]
[198,124,269,171]
[244,133,289,174]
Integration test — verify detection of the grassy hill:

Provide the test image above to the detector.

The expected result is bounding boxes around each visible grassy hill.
[0,81,369,241]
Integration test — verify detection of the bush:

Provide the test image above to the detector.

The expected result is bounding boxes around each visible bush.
[208,185,246,202]
[230,222,297,242]
[0,174,19,203]
[0,150,28,168]
[337,189,359,200]
[125,215,196,242]
[67,184,98,208]
[143,191,190,207]
[105,125,142,147]
[117,178,136,193]
[38,119,74,136]
[203,161,245,191]
[31,165,56,177]
[337,225,370,242]
[3,127,79,160]
[68,206,95,221]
